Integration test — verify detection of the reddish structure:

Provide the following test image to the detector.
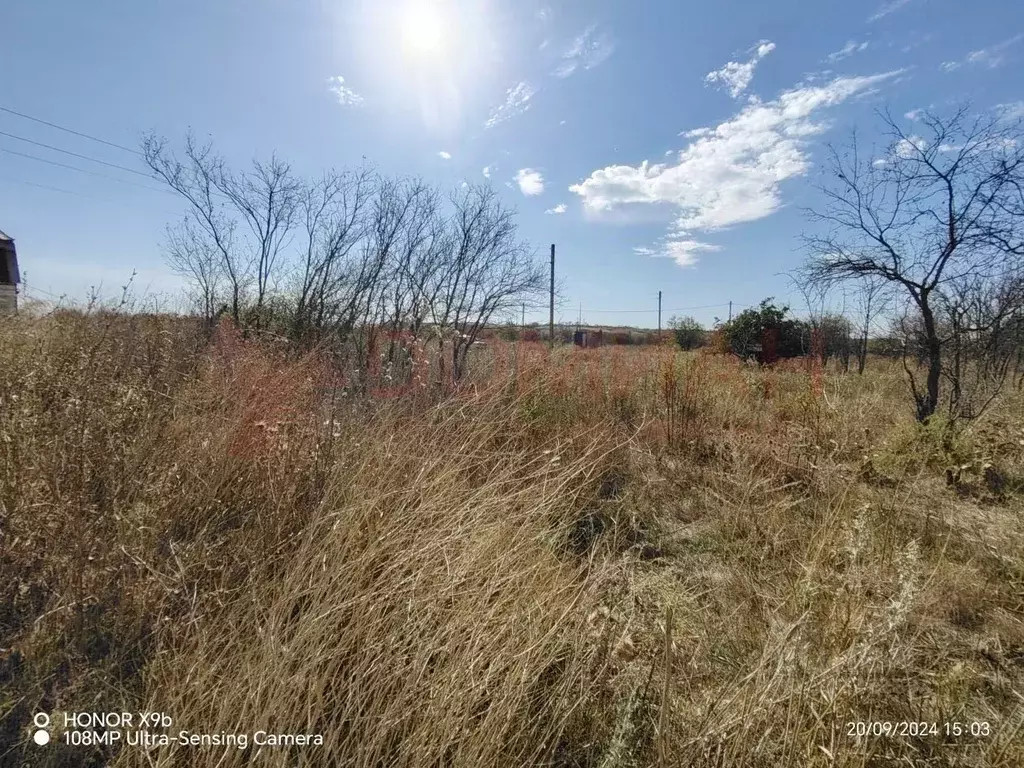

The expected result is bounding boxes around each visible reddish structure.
[759,327,780,366]
[573,328,604,348]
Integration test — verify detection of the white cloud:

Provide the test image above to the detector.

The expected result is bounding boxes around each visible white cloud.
[966,34,1024,67]
[482,165,492,178]
[635,239,721,267]
[553,26,616,78]
[887,132,1014,159]
[570,69,904,266]
[681,126,713,139]
[942,34,1024,71]
[545,203,567,214]
[327,76,364,107]
[868,0,914,23]
[515,168,545,196]
[827,40,870,63]
[996,101,1024,121]
[904,107,925,120]
[665,239,720,267]
[438,151,452,160]
[872,157,889,168]
[895,135,928,157]
[485,82,537,128]
[704,40,776,99]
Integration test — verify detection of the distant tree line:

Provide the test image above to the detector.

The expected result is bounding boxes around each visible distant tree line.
[665,107,1024,424]
[671,285,1024,423]
[495,323,669,346]
[669,301,857,367]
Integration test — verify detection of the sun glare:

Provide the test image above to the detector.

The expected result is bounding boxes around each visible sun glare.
[403,5,445,54]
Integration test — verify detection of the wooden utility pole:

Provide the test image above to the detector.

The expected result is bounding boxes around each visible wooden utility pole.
[549,244,555,349]
[728,300,733,323]
[658,291,662,337]
[521,303,525,331]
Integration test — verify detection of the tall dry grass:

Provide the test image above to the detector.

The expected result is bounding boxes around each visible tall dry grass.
[2,310,1023,767]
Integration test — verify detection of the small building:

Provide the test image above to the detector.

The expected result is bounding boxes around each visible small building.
[0,230,19,313]
[573,328,604,348]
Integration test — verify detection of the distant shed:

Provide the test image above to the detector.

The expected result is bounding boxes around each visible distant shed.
[573,328,604,348]
[0,230,19,313]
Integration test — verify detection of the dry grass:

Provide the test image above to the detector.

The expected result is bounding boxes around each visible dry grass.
[2,311,1023,767]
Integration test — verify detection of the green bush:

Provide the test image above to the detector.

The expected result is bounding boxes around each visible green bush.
[721,298,808,361]
[669,315,706,350]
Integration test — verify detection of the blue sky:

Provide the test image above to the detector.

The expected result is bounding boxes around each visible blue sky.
[1,0,1022,327]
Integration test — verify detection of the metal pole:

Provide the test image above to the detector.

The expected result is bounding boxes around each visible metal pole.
[658,290,662,337]
[549,244,555,349]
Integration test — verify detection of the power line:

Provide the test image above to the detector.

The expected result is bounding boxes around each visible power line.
[0,130,153,178]
[577,308,663,314]
[0,107,232,205]
[0,108,761,320]
[579,302,745,314]
[0,174,184,216]
[0,105,142,156]
[0,174,99,199]
[0,108,250,215]
[0,147,174,195]
[21,284,67,300]
[669,303,745,313]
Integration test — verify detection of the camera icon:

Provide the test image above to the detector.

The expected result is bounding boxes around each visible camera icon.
[32,713,50,746]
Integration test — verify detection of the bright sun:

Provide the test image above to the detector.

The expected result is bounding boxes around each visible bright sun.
[403,6,445,54]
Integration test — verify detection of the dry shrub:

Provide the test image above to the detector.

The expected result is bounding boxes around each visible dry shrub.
[1,314,641,767]
[3,315,1024,768]
[133,400,626,767]
[1,309,205,753]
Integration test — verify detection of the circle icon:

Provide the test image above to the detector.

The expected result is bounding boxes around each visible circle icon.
[33,730,50,745]
[33,713,50,729]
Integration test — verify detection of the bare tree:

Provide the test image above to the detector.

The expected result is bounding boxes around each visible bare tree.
[216,155,301,329]
[293,167,374,343]
[428,185,547,380]
[378,179,444,352]
[802,107,1024,421]
[143,132,248,325]
[818,312,854,370]
[163,218,222,328]
[935,269,1024,419]
[851,276,890,374]
[143,132,301,331]
[146,134,546,387]
[346,178,436,374]
[789,275,855,369]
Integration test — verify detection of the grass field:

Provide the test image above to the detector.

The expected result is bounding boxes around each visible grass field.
[2,309,1024,767]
